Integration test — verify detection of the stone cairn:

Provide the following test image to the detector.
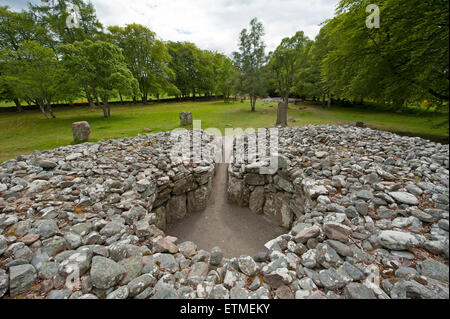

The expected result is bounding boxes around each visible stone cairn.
[179,112,193,126]
[0,125,448,299]
[72,121,91,142]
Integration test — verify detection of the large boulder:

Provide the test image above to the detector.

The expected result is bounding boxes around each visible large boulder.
[72,121,91,142]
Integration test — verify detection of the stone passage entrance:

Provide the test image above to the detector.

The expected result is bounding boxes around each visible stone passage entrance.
[166,162,285,258]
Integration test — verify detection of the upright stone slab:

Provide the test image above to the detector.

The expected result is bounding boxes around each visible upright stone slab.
[72,121,91,142]
[179,112,193,126]
[276,102,288,127]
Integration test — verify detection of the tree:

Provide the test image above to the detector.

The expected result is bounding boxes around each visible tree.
[29,0,103,48]
[233,18,267,112]
[1,41,67,118]
[107,24,178,104]
[60,40,138,117]
[300,25,334,106]
[321,0,449,108]
[268,31,311,104]
[216,55,237,102]
[0,6,49,111]
[167,41,201,99]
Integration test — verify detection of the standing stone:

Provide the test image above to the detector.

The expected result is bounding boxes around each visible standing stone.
[249,186,265,214]
[72,121,91,142]
[276,102,288,127]
[179,112,193,126]
[167,194,187,224]
[187,184,210,213]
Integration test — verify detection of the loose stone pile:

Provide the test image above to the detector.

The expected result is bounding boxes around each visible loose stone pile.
[227,125,449,298]
[0,125,448,299]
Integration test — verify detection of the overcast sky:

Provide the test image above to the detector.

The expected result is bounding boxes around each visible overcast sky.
[2,0,339,56]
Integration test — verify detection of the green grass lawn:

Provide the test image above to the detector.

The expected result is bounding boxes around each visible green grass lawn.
[0,100,448,162]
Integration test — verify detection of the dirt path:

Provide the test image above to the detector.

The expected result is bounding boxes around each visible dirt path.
[166,162,286,258]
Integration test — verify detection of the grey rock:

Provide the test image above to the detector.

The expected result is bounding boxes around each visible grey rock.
[72,121,91,142]
[249,186,265,214]
[389,192,419,205]
[90,256,126,290]
[378,230,421,250]
[318,268,347,291]
[238,255,258,276]
[153,253,179,273]
[178,241,197,258]
[9,264,37,297]
[188,262,209,282]
[418,259,449,282]
[0,270,9,298]
[107,286,129,299]
[179,112,193,125]
[395,267,418,278]
[37,158,57,169]
[119,257,144,285]
[300,249,317,268]
[151,281,179,299]
[390,280,434,299]
[209,246,224,266]
[100,222,123,237]
[0,235,7,256]
[356,190,374,201]
[46,289,72,299]
[340,262,364,281]
[344,283,376,299]
[128,274,156,297]
[38,261,59,280]
[37,220,58,239]
[208,284,230,299]
[294,225,321,244]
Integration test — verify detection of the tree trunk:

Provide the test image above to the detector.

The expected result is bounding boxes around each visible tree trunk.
[327,93,332,108]
[142,92,148,105]
[322,94,326,106]
[119,92,124,105]
[133,96,137,104]
[84,84,95,107]
[283,92,289,105]
[276,102,288,127]
[92,88,100,106]
[250,95,255,112]
[47,103,56,119]
[101,99,110,118]
[392,98,405,110]
[14,98,23,112]
[37,100,49,119]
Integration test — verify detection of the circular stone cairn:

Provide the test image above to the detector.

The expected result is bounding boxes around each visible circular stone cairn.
[179,112,193,126]
[72,121,91,142]
[0,125,448,299]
